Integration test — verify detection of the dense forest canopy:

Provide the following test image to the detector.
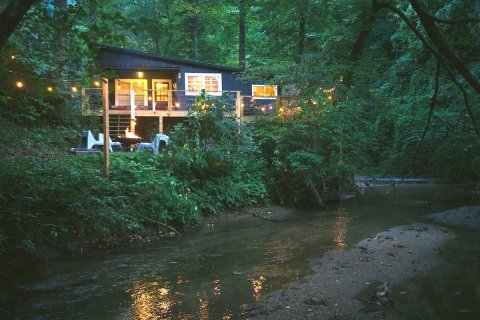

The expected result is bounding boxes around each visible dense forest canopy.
[0,0,479,255]
[3,0,478,174]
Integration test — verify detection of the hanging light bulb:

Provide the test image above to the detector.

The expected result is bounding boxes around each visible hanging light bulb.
[47,86,53,92]
[16,81,24,88]
[94,81,100,87]
[71,86,78,92]
[11,55,16,60]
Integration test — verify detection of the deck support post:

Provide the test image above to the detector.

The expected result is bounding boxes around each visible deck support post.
[235,91,242,121]
[159,116,164,133]
[102,78,110,178]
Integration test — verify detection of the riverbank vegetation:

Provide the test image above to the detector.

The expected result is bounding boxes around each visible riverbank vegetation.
[1,0,479,257]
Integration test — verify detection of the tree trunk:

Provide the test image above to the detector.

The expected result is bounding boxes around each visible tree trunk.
[297,2,306,61]
[343,15,376,86]
[192,16,199,61]
[239,0,247,70]
[88,0,97,47]
[0,0,38,49]
[54,0,68,79]
[307,178,327,209]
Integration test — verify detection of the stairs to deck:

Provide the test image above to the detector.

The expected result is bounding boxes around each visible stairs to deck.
[109,115,130,137]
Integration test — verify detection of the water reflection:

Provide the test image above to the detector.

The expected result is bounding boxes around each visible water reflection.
[198,297,209,319]
[213,279,221,296]
[129,281,177,319]
[252,275,266,301]
[333,208,350,249]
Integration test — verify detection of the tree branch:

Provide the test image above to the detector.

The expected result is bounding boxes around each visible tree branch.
[373,0,480,136]
[0,0,39,49]
[433,114,449,139]
[408,0,480,94]
[412,62,441,164]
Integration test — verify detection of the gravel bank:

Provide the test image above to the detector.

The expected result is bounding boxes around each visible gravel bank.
[243,223,454,319]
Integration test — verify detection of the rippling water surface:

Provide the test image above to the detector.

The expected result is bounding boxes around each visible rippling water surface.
[1,184,478,319]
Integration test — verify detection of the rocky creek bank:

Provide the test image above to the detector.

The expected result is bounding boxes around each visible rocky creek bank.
[241,206,480,320]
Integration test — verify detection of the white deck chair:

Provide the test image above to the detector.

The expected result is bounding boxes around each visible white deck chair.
[85,130,103,149]
[138,134,169,154]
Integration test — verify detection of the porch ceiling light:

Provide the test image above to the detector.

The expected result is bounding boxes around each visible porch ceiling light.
[137,71,144,78]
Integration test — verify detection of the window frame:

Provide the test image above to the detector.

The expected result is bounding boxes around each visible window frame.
[115,79,148,106]
[185,73,222,96]
[252,84,278,99]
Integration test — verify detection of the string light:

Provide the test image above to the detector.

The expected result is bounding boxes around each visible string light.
[71,86,78,92]
[94,81,100,87]
[16,81,24,88]
[11,55,16,60]
[328,96,333,100]
[47,86,53,92]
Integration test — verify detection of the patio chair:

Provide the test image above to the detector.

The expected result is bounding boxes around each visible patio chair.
[98,133,123,152]
[138,133,169,154]
[82,130,103,149]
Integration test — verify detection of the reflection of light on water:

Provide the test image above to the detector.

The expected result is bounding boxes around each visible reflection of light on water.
[213,279,221,296]
[222,309,233,319]
[198,298,209,320]
[129,281,176,319]
[252,276,266,301]
[334,208,350,249]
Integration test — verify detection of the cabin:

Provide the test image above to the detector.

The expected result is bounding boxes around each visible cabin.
[82,46,278,139]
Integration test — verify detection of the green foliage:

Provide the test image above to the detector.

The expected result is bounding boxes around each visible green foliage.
[252,94,374,206]
[166,92,268,213]
[0,93,267,257]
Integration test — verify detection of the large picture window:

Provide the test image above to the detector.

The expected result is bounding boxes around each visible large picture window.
[185,73,222,96]
[252,85,277,99]
[115,79,147,106]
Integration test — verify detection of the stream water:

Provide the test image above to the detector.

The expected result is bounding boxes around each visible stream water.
[1,184,479,319]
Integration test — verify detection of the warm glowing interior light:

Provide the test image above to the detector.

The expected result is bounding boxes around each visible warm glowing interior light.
[71,86,78,92]
[47,86,53,92]
[94,81,100,87]
[175,102,180,108]
[16,81,23,88]
[137,71,144,78]
[148,96,152,101]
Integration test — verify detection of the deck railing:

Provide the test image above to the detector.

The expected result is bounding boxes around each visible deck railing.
[81,88,277,118]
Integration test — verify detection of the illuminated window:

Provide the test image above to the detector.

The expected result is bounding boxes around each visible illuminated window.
[185,73,222,96]
[252,85,277,99]
[115,79,147,106]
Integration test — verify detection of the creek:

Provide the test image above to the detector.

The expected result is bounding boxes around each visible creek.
[1,184,478,319]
